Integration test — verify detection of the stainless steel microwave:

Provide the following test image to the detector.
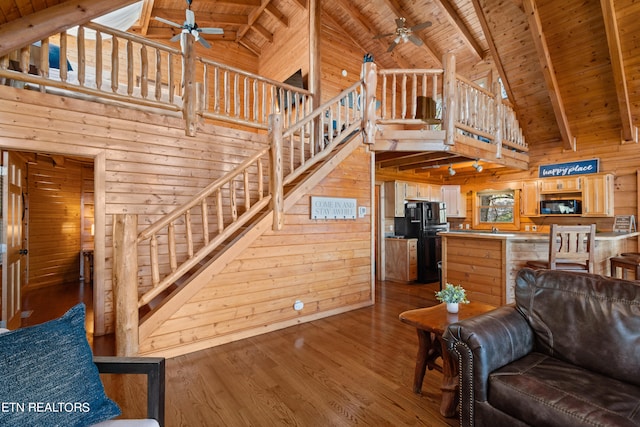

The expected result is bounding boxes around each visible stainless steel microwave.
[540,199,581,214]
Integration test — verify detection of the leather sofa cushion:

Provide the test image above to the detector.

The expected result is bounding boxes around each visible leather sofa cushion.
[489,352,640,427]
[515,269,640,386]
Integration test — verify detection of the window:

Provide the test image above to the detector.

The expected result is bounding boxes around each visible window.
[473,189,519,230]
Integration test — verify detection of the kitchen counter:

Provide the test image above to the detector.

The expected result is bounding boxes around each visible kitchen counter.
[440,230,639,306]
[441,230,639,240]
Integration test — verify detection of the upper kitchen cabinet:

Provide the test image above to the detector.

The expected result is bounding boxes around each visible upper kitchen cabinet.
[519,173,615,218]
[582,174,614,217]
[539,177,582,193]
[441,185,466,218]
[521,180,541,217]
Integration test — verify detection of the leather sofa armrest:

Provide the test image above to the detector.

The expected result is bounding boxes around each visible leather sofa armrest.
[442,306,534,426]
[93,356,165,427]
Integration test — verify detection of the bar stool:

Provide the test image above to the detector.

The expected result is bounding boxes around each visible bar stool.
[610,254,640,280]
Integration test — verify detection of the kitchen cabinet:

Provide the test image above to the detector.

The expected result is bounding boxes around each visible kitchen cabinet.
[441,185,466,217]
[384,181,407,217]
[385,238,418,282]
[521,180,540,217]
[520,173,614,218]
[582,173,614,217]
[385,180,442,217]
[539,177,582,193]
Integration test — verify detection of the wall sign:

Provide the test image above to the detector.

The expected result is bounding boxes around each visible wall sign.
[613,215,636,233]
[310,196,357,220]
[538,159,599,178]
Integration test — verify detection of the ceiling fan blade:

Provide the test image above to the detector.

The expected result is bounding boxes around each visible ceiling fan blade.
[387,41,398,52]
[198,37,211,49]
[170,33,183,42]
[199,28,224,35]
[154,16,183,28]
[185,9,196,26]
[373,32,395,39]
[410,21,432,32]
[408,35,423,46]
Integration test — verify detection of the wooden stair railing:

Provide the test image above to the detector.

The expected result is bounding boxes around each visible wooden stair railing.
[136,146,271,310]
[112,61,374,355]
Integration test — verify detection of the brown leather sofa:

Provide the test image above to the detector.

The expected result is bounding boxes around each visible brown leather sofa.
[443,268,640,427]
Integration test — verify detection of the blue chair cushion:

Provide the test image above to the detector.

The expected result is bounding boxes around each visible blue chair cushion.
[0,303,120,426]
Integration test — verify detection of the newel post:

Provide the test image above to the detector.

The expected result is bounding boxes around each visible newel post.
[493,81,503,159]
[361,54,377,144]
[269,114,284,230]
[113,214,139,356]
[181,33,198,137]
[442,53,456,146]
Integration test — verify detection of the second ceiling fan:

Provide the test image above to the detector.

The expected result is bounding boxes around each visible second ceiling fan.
[374,17,432,52]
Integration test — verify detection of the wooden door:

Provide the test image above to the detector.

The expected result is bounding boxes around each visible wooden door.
[2,151,27,329]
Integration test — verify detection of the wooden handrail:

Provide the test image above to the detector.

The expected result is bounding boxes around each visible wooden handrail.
[136,151,270,306]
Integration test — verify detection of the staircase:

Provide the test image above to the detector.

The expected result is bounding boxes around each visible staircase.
[111,77,370,354]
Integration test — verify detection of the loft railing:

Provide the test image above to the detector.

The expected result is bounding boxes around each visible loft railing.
[377,53,527,155]
[198,57,312,130]
[0,23,312,132]
[0,22,184,112]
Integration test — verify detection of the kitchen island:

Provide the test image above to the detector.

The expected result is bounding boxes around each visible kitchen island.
[439,230,639,306]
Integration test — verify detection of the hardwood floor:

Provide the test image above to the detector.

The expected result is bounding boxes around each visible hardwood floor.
[21,278,459,426]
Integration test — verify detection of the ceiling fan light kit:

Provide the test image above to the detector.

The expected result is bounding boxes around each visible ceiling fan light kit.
[374,17,432,52]
[154,0,223,48]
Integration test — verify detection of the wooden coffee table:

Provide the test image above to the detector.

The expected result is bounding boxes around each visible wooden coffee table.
[399,301,496,417]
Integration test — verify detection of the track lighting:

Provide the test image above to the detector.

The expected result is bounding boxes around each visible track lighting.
[473,160,483,172]
[448,164,456,176]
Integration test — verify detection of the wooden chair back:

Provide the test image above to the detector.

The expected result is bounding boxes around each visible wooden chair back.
[549,224,596,273]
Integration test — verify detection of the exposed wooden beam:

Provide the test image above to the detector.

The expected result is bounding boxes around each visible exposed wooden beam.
[601,0,637,142]
[398,155,468,171]
[131,0,154,36]
[329,0,412,70]
[379,152,456,168]
[252,23,273,42]
[470,0,514,102]
[381,0,441,65]
[522,0,575,151]
[434,0,485,60]
[0,0,139,57]
[265,3,288,27]
[239,38,261,56]
[236,0,274,43]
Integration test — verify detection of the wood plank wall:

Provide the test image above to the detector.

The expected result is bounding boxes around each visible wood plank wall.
[0,80,373,341]
[139,145,374,356]
[27,156,85,288]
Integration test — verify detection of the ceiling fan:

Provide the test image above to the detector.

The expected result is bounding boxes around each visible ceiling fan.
[374,17,432,52]
[154,0,223,48]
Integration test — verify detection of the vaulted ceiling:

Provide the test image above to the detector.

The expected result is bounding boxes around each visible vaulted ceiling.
[1,0,639,176]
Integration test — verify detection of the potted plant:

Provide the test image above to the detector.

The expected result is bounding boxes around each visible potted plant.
[435,283,469,313]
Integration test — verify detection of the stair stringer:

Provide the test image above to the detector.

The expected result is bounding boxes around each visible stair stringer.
[138,132,365,353]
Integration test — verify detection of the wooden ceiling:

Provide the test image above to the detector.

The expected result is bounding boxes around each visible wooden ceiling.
[1,0,639,176]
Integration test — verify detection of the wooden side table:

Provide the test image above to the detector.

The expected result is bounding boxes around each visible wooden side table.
[399,301,496,417]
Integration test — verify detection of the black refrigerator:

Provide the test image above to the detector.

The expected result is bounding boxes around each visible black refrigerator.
[395,201,447,283]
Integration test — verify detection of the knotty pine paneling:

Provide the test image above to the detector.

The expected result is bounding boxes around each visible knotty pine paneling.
[0,85,373,344]
[139,145,373,356]
[27,156,88,288]
[0,86,268,334]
